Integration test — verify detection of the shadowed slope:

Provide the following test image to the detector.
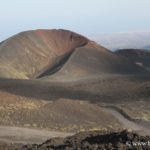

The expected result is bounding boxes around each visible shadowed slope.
[40,42,148,82]
[0,29,148,81]
[0,29,88,79]
[115,49,150,69]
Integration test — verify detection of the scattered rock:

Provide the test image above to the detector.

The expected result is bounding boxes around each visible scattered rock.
[1,130,150,150]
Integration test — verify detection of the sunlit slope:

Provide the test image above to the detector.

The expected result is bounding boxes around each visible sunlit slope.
[0,29,88,79]
[41,41,148,81]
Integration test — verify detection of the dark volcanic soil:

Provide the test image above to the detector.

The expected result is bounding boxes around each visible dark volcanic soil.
[1,130,150,150]
[0,29,150,149]
[115,49,150,69]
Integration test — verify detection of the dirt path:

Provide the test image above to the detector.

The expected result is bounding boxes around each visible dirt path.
[101,106,150,136]
[0,126,73,144]
[0,107,149,144]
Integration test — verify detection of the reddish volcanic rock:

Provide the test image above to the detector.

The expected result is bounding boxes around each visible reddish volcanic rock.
[0,29,88,79]
[34,29,88,55]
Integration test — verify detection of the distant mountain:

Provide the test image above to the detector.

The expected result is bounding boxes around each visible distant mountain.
[115,49,150,69]
[90,32,150,51]
[143,45,150,49]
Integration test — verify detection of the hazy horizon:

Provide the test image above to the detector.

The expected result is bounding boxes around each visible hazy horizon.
[1,0,150,41]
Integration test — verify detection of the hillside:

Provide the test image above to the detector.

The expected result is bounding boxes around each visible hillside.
[0,91,121,132]
[0,29,149,81]
[40,41,148,82]
[0,29,150,146]
[0,29,88,79]
[115,49,150,69]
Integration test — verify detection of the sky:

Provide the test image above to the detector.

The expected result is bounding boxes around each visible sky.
[0,0,150,41]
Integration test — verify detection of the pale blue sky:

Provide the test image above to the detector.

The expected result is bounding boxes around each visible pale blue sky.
[0,0,150,41]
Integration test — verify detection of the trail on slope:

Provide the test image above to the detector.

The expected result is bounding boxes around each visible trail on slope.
[101,106,150,136]
[0,126,73,144]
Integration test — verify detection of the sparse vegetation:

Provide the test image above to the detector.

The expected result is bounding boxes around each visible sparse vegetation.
[0,29,150,149]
